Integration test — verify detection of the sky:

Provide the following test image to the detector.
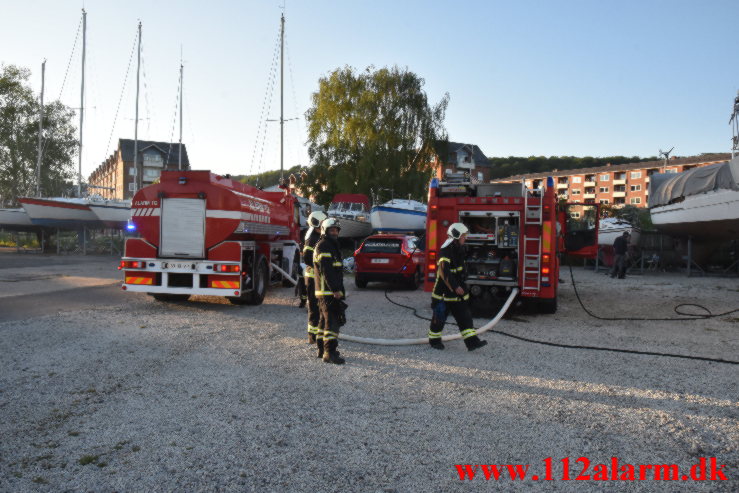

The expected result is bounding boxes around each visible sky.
[2,0,738,182]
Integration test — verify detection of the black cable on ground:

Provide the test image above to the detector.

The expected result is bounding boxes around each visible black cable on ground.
[568,263,739,321]
[383,289,739,366]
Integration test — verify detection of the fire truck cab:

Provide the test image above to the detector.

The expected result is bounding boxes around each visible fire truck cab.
[424,172,598,314]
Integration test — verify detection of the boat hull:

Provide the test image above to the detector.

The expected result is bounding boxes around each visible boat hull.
[19,198,100,228]
[650,189,739,240]
[370,205,426,232]
[89,201,132,228]
[329,216,372,238]
[0,208,33,227]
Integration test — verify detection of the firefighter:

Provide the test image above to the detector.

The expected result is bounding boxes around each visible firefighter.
[428,223,488,351]
[314,217,347,364]
[302,211,327,346]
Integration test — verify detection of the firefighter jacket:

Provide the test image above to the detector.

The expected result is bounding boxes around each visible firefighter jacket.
[302,229,321,280]
[432,240,470,302]
[314,235,344,297]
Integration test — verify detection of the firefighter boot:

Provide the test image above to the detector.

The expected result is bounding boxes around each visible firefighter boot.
[322,339,345,365]
[316,338,324,359]
[308,331,316,344]
[429,338,445,350]
[464,336,488,352]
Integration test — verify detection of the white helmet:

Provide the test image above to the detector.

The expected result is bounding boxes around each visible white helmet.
[308,211,327,228]
[447,222,469,239]
[321,217,341,235]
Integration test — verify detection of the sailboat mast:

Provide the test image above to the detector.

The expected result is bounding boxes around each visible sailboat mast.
[133,21,142,192]
[78,9,86,197]
[36,59,45,197]
[280,14,284,180]
[179,60,183,171]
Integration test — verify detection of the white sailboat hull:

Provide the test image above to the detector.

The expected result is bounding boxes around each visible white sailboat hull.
[19,198,100,227]
[650,189,739,239]
[88,201,132,227]
[370,205,426,232]
[0,208,33,227]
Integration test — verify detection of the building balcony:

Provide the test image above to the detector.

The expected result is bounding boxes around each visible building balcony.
[612,191,626,198]
[613,179,626,185]
[583,193,596,199]
[556,183,568,189]
[584,181,596,187]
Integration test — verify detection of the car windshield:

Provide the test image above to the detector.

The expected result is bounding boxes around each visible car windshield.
[361,239,402,254]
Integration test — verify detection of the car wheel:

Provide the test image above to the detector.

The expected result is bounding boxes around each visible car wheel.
[406,268,422,290]
[355,275,368,289]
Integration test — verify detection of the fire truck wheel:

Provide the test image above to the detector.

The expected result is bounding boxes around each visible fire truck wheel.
[537,297,558,314]
[246,255,269,305]
[405,268,422,290]
[149,293,190,302]
[354,275,368,289]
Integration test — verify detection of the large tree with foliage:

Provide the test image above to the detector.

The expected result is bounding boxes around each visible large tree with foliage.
[0,65,77,206]
[301,66,448,206]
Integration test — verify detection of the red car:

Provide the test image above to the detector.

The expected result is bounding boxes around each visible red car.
[354,234,425,289]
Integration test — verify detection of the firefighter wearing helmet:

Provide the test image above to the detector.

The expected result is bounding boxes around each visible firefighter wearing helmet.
[428,222,488,351]
[302,210,328,347]
[313,217,347,364]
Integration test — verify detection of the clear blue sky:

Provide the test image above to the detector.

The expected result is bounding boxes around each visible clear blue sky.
[2,0,738,180]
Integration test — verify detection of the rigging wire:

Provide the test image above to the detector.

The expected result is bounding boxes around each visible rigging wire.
[284,29,306,171]
[165,66,182,166]
[248,27,281,180]
[104,27,138,158]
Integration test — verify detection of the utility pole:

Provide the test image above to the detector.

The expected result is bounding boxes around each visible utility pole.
[133,21,142,192]
[36,59,45,197]
[78,9,86,197]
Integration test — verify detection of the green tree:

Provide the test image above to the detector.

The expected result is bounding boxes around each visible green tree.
[301,65,448,206]
[0,64,77,206]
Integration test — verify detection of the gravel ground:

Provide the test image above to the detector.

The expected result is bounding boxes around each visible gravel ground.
[0,265,737,492]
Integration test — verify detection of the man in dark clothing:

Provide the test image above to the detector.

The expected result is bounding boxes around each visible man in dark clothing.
[314,217,346,364]
[428,223,488,352]
[611,231,630,279]
[302,211,327,348]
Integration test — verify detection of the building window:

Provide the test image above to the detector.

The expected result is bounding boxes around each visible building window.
[571,176,582,183]
[614,197,626,205]
[571,189,581,195]
[666,168,677,173]
[630,197,641,204]
[599,187,609,193]
[614,185,626,192]
[600,174,609,181]
[144,168,161,180]
[599,199,609,204]
[630,171,642,179]
[630,184,641,192]
[477,172,483,181]
[143,152,163,167]
[128,183,136,191]
[129,167,137,176]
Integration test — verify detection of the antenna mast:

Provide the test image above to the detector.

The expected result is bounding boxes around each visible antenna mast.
[179,54,183,170]
[133,21,142,192]
[78,9,86,197]
[280,13,285,181]
[36,60,46,197]
[658,147,674,173]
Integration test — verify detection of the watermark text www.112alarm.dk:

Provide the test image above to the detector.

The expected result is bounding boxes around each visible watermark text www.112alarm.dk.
[455,457,729,482]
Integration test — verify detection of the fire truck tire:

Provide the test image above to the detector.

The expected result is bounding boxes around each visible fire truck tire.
[246,255,268,305]
[355,275,368,289]
[538,297,558,314]
[149,293,190,302]
[282,252,299,287]
[405,268,422,290]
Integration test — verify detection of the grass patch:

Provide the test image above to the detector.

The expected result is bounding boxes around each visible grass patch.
[78,455,99,466]
[68,431,80,437]
[32,477,48,484]
[113,440,129,450]
[131,446,140,452]
[97,462,108,468]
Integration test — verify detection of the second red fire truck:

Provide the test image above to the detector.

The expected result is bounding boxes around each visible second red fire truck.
[424,172,598,313]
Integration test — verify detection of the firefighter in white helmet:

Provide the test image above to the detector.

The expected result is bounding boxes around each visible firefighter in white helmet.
[313,217,347,364]
[428,222,488,351]
[302,211,328,349]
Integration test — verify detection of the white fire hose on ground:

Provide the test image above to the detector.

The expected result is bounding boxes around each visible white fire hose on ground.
[272,260,518,347]
[338,288,519,346]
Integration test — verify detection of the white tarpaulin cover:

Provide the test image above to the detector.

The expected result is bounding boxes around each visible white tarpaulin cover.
[648,157,739,208]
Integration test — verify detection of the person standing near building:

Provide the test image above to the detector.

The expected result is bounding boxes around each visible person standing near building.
[302,211,327,347]
[314,218,347,365]
[428,223,488,351]
[611,231,630,279]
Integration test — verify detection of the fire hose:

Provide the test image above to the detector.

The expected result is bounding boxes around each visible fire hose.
[336,287,518,346]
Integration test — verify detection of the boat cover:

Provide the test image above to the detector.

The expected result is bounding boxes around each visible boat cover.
[648,157,739,208]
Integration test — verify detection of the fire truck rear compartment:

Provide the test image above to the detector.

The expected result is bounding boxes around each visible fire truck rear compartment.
[459,210,520,284]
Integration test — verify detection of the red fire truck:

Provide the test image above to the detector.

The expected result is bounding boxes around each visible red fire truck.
[120,170,301,304]
[424,172,598,313]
